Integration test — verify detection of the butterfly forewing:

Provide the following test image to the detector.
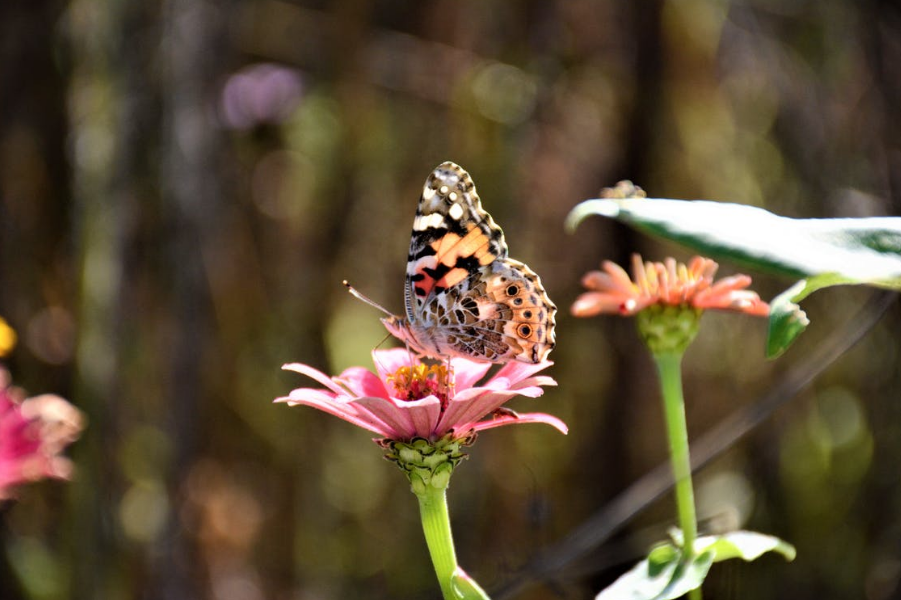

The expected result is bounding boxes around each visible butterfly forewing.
[405,162,508,321]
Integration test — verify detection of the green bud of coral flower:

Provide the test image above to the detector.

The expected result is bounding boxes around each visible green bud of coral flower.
[636,304,703,355]
[380,432,475,495]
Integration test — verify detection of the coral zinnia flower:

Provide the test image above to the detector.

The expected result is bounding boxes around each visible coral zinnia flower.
[275,348,566,441]
[0,369,85,500]
[572,254,769,318]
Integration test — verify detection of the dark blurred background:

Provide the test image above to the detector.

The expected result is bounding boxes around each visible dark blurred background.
[1,0,900,599]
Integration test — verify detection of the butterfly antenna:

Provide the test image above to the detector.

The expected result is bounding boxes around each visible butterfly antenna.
[343,280,393,316]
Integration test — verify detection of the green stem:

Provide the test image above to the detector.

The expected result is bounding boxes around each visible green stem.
[418,486,458,599]
[653,351,701,600]
[417,486,491,599]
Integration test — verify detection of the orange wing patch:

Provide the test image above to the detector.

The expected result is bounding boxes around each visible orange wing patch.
[434,226,495,267]
[412,225,498,300]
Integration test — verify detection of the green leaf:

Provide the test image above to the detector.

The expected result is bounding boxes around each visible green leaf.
[694,530,796,563]
[567,198,901,355]
[567,198,901,284]
[595,530,795,600]
[594,546,714,600]
[765,275,856,358]
[647,543,679,576]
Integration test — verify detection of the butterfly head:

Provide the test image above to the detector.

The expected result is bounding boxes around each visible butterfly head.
[380,314,406,340]
[380,315,432,359]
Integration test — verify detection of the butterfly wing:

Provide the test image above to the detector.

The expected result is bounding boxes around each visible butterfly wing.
[401,162,556,364]
[423,259,557,363]
[405,162,508,323]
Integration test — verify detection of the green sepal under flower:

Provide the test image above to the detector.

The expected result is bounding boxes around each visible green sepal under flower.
[379,432,477,495]
[636,304,703,355]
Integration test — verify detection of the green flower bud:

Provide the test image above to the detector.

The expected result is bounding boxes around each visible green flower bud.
[431,463,453,489]
[636,304,703,355]
[398,446,423,464]
[380,432,476,495]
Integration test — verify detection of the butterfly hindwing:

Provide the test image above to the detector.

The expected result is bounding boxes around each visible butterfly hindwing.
[414,259,555,363]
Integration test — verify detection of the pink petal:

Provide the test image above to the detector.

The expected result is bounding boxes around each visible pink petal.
[693,286,740,308]
[603,260,638,293]
[581,269,636,298]
[513,375,558,390]
[440,363,556,432]
[507,376,558,398]
[488,360,553,388]
[632,255,652,295]
[697,290,769,315]
[470,411,568,435]
[571,292,628,317]
[336,366,390,398]
[694,275,769,316]
[702,274,752,294]
[732,298,769,316]
[690,256,719,280]
[405,400,444,438]
[437,390,522,433]
[371,348,420,385]
[276,387,337,404]
[355,395,442,440]
[274,390,395,437]
[282,363,348,396]
[449,358,493,390]
[581,270,614,290]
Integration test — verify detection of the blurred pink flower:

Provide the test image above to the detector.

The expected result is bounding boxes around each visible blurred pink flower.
[572,254,769,318]
[0,369,84,500]
[276,348,566,441]
[219,63,303,130]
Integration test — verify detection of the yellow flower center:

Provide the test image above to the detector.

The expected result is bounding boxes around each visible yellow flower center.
[388,364,450,404]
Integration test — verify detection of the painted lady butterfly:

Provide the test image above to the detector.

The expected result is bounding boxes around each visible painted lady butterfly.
[362,161,556,364]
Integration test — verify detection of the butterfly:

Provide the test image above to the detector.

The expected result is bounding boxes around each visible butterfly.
[349,161,556,365]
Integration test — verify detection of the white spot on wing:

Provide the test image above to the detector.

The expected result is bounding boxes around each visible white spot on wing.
[413,213,446,231]
[448,202,464,220]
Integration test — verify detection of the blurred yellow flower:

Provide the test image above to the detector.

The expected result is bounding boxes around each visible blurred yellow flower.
[0,317,16,357]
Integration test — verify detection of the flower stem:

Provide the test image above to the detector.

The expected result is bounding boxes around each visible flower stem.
[653,351,701,600]
[417,485,491,599]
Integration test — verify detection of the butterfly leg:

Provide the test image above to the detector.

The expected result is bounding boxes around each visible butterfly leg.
[445,355,455,399]
[401,339,418,369]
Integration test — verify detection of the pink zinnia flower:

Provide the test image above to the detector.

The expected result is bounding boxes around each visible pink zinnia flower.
[275,348,566,441]
[0,369,85,500]
[572,254,769,318]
